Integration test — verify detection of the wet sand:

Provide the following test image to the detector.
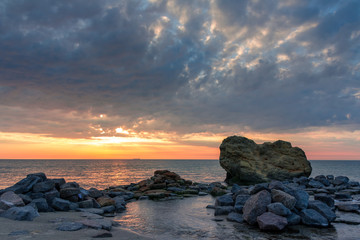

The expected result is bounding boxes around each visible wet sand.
[0,211,154,240]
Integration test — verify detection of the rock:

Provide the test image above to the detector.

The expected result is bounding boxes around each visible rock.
[210,187,227,196]
[44,189,60,203]
[0,191,24,207]
[271,189,296,210]
[198,192,208,196]
[206,205,215,209]
[243,190,272,225]
[333,176,349,186]
[78,199,94,208]
[60,182,80,189]
[307,179,325,189]
[287,213,301,225]
[269,181,285,191]
[30,192,44,199]
[78,208,104,215]
[96,196,115,207]
[57,222,83,231]
[231,184,242,194]
[51,197,71,211]
[92,230,113,238]
[215,194,234,206]
[52,178,66,190]
[349,181,360,187]
[32,180,55,193]
[18,194,32,204]
[308,200,336,222]
[167,187,184,193]
[267,202,291,217]
[0,206,39,221]
[337,204,359,212]
[102,205,115,213]
[234,203,244,213]
[314,194,334,208]
[0,200,14,210]
[335,193,352,200]
[257,212,288,231]
[138,196,149,200]
[113,196,126,212]
[219,136,312,184]
[27,173,47,181]
[8,230,30,236]
[88,188,103,199]
[5,175,42,194]
[300,209,329,227]
[81,212,104,219]
[214,206,234,216]
[60,188,80,199]
[293,189,309,210]
[31,198,49,212]
[249,183,269,195]
[227,212,243,223]
[235,194,250,206]
[326,175,334,180]
[314,175,330,186]
[79,218,113,231]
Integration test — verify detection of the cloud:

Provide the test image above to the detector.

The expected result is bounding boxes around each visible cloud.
[0,0,359,145]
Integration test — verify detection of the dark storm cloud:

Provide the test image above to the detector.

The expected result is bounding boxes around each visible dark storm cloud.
[0,0,359,138]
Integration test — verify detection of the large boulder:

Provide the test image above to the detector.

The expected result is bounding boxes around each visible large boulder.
[219,136,312,184]
[243,190,271,225]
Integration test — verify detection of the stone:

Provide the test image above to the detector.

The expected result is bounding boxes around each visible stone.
[52,178,66,190]
[249,183,269,195]
[271,189,296,209]
[57,222,83,231]
[79,208,105,215]
[314,194,334,208]
[287,213,301,225]
[215,194,234,206]
[257,212,288,231]
[97,196,115,207]
[349,181,360,187]
[88,188,103,198]
[335,193,352,200]
[293,189,309,210]
[214,206,234,216]
[6,175,42,194]
[102,205,115,213]
[326,175,334,180]
[51,197,71,211]
[0,200,14,210]
[308,200,336,222]
[314,175,330,186]
[235,194,250,206]
[60,182,80,189]
[78,199,94,208]
[138,196,149,200]
[32,180,55,193]
[79,218,112,231]
[27,173,47,181]
[8,230,30,236]
[92,230,113,238]
[60,188,80,199]
[267,202,291,217]
[0,206,39,221]
[234,203,244,213]
[113,196,126,213]
[231,184,242,194]
[219,136,312,184]
[167,187,185,193]
[198,192,208,196]
[81,212,104,219]
[300,209,329,227]
[337,204,359,212]
[333,176,349,186]
[227,212,243,223]
[210,187,226,196]
[0,191,24,207]
[18,194,33,204]
[243,190,272,225]
[307,179,324,189]
[31,198,49,212]
[268,180,285,191]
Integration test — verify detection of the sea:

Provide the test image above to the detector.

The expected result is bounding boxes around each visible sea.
[0,159,359,240]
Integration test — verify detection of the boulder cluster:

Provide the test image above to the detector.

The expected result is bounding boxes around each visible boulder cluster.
[211,175,360,231]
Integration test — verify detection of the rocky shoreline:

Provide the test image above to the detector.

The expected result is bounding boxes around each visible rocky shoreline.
[1,171,359,239]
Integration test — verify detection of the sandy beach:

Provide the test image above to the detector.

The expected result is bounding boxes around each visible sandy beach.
[0,211,153,240]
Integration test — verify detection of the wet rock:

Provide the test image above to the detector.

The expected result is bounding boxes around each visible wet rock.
[287,213,301,225]
[307,179,325,189]
[227,212,243,223]
[102,205,115,213]
[57,222,83,231]
[293,189,309,210]
[51,197,71,211]
[257,212,288,231]
[214,206,234,216]
[267,202,291,217]
[44,189,60,203]
[308,200,336,222]
[0,206,39,221]
[271,189,296,210]
[314,194,334,208]
[215,194,234,206]
[79,218,113,231]
[243,190,272,225]
[0,191,24,207]
[32,180,55,193]
[337,204,359,212]
[249,183,269,195]
[314,175,330,186]
[300,209,329,227]
[79,199,94,208]
[31,198,49,212]
[219,136,312,184]
[60,188,80,199]
[333,176,349,186]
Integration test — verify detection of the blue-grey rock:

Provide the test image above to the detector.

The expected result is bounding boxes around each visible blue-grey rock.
[215,194,234,206]
[44,189,60,203]
[300,209,328,227]
[287,213,301,225]
[102,205,115,213]
[314,194,334,208]
[243,190,272,225]
[60,188,80,199]
[227,212,243,223]
[31,198,49,212]
[335,193,352,200]
[337,204,359,212]
[7,175,42,194]
[78,199,94,208]
[57,222,83,231]
[235,194,250,206]
[257,212,288,231]
[0,191,25,207]
[113,196,126,212]
[18,194,32,204]
[271,189,296,210]
[51,178,66,190]
[167,187,184,193]
[231,184,242,194]
[198,192,208,196]
[267,202,291,216]
[0,200,14,210]
[78,208,104,215]
[333,176,349,186]
[51,197,71,211]
[293,176,309,186]
[269,181,285,191]
[27,173,47,181]
[349,181,360,187]
[249,183,269,195]
[314,175,330,186]
[293,189,309,210]
[30,192,44,199]
[138,196,149,200]
[32,180,55,193]
[88,188,103,199]
[214,206,234,216]
[234,203,243,213]
[307,179,325,189]
[8,230,30,236]
[0,206,39,221]
[326,175,334,180]
[308,200,336,222]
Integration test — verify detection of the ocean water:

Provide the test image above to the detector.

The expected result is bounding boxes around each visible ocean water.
[0,159,359,240]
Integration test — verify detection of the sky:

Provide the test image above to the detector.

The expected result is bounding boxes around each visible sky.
[0,0,359,160]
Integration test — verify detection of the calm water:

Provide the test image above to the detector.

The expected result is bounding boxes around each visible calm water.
[1,159,359,240]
